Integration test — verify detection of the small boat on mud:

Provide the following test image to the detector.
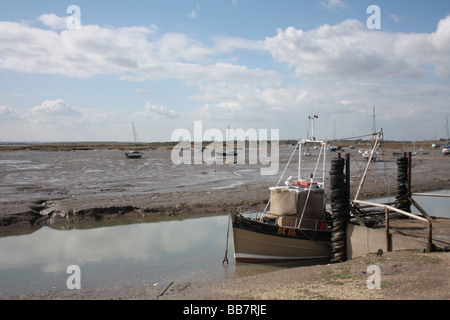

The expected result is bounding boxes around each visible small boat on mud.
[217,150,238,157]
[362,149,378,161]
[125,122,143,159]
[442,116,449,155]
[230,137,333,263]
[125,150,143,158]
[443,144,450,156]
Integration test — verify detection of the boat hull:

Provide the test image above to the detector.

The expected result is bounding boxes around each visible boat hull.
[231,214,331,263]
[125,152,143,158]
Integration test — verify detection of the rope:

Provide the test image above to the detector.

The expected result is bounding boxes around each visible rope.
[333,132,378,141]
[263,140,300,212]
[298,143,325,227]
[222,214,231,264]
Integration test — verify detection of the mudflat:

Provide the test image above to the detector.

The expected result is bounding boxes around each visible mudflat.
[1,144,449,233]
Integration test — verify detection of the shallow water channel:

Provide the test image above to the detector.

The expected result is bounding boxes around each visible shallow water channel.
[0,214,290,297]
[0,190,448,297]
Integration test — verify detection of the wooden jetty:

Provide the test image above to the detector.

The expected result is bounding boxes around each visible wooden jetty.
[330,150,450,262]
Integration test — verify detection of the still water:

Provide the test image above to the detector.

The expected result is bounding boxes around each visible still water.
[369,189,449,218]
[0,214,285,297]
[0,191,448,297]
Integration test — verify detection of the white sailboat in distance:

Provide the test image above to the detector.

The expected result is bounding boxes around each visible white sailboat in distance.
[125,122,143,158]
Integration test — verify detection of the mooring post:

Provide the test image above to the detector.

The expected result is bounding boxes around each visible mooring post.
[385,207,391,252]
[428,222,433,253]
[407,152,412,196]
[345,153,350,200]
[396,155,411,213]
[330,157,349,263]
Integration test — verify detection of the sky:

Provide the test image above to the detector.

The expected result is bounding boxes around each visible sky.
[0,0,449,142]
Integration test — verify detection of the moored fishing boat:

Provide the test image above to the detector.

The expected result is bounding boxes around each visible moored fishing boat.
[230,137,333,263]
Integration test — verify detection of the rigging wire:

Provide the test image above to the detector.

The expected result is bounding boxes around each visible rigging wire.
[332,132,378,141]
[263,139,300,212]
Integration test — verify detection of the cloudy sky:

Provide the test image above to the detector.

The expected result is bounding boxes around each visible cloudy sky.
[0,0,449,142]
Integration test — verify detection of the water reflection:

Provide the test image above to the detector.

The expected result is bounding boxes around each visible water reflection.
[0,215,298,297]
[367,189,450,218]
[411,190,449,218]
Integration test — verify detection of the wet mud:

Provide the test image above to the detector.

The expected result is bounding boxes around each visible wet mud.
[1,145,449,236]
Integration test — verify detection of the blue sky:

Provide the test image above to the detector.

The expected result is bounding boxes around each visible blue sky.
[0,0,450,142]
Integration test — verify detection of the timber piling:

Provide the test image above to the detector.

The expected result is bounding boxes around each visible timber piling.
[329,155,350,263]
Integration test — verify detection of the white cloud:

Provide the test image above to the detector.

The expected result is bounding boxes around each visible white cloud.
[134,88,151,95]
[0,16,278,85]
[0,106,22,122]
[1,13,450,142]
[1,13,449,83]
[265,16,450,79]
[0,99,107,141]
[37,13,68,30]
[187,10,197,19]
[390,14,402,24]
[26,99,82,124]
[212,36,266,53]
[154,32,212,61]
[187,5,200,19]
[133,103,181,119]
[320,0,348,10]
[194,82,308,127]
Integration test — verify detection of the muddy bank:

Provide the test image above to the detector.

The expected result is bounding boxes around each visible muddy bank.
[156,250,450,300]
[1,179,449,236]
[0,184,270,236]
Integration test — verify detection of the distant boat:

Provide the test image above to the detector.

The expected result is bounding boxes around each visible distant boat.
[221,124,238,157]
[362,149,378,161]
[125,122,143,159]
[443,116,449,155]
[125,150,143,158]
[443,144,450,156]
[217,150,238,156]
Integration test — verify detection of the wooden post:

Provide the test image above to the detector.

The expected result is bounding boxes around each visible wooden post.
[428,223,433,253]
[385,207,391,252]
[345,153,350,200]
[407,152,412,196]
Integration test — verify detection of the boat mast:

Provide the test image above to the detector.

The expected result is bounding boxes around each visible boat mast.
[372,105,376,134]
[354,128,383,200]
[299,115,319,180]
[446,115,449,144]
[308,115,318,141]
[132,122,139,144]
[298,138,302,180]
